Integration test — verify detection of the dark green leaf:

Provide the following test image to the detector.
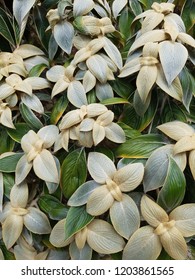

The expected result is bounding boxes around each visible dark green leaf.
[28,64,48,77]
[61,148,87,198]
[181,0,195,32]
[3,173,15,199]
[180,68,193,111]
[87,89,97,104]
[129,0,143,16]
[94,147,114,161]
[64,205,94,240]
[161,102,187,123]
[0,241,15,260]
[120,94,158,131]
[119,7,134,39]
[20,103,43,131]
[48,34,58,60]
[0,8,15,46]
[7,123,30,143]
[50,95,69,124]
[0,128,14,154]
[38,194,69,220]
[110,78,134,99]
[116,134,166,158]
[118,122,141,139]
[42,0,59,9]
[157,157,186,212]
[0,153,23,173]
[33,5,51,50]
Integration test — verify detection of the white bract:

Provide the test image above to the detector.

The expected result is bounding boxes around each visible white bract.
[0,183,51,249]
[123,195,195,260]
[15,125,59,185]
[68,152,144,239]
[54,104,125,152]
[157,121,195,179]
[0,100,15,129]
[0,73,50,114]
[50,218,125,260]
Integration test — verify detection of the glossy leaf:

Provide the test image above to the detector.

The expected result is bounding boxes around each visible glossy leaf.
[144,145,179,192]
[157,157,186,212]
[38,194,69,220]
[116,134,165,158]
[0,10,15,47]
[61,149,87,198]
[7,123,30,143]
[0,153,23,173]
[64,205,94,240]
[19,103,43,131]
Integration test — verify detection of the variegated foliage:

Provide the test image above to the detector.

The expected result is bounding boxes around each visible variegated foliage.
[0,0,194,260]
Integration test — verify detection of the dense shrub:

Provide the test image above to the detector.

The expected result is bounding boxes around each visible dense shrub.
[0,0,194,260]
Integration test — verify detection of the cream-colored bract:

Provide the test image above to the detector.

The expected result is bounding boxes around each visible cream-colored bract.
[0,183,51,249]
[50,218,125,259]
[54,104,125,151]
[158,121,195,179]
[68,152,144,239]
[123,195,195,260]
[15,125,59,185]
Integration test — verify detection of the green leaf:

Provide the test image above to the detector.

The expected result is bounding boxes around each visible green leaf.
[120,94,158,131]
[180,68,193,112]
[116,134,165,158]
[110,78,134,99]
[0,12,15,47]
[64,205,94,240]
[42,0,59,9]
[161,102,187,123]
[38,194,69,220]
[61,148,87,198]
[3,173,15,199]
[28,64,48,77]
[48,34,58,60]
[100,97,129,105]
[181,0,195,33]
[0,241,15,260]
[157,157,186,212]
[7,123,30,143]
[50,95,69,124]
[118,123,141,139]
[33,5,51,50]
[119,7,134,39]
[20,103,43,131]
[129,0,143,16]
[0,128,14,154]
[0,153,23,173]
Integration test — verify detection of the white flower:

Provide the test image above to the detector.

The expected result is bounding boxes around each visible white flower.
[16,125,59,185]
[0,183,51,249]
[68,152,144,239]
